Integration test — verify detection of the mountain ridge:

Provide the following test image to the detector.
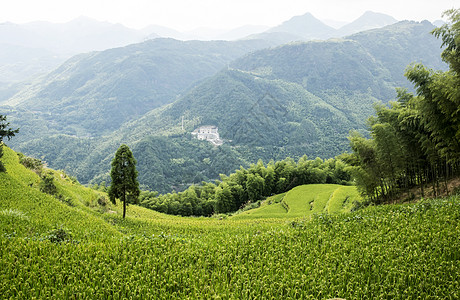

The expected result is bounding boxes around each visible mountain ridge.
[5,38,273,136]
[5,21,446,192]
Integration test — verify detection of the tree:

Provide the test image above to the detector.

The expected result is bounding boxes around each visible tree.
[0,115,19,144]
[108,145,140,219]
[346,9,460,202]
[0,115,19,172]
[214,182,234,213]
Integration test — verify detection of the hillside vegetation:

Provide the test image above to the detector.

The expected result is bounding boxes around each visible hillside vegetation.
[1,146,459,298]
[345,10,460,204]
[233,184,360,219]
[4,21,446,193]
[5,38,272,137]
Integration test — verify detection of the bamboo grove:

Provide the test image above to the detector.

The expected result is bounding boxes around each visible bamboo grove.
[346,9,460,203]
[139,156,352,216]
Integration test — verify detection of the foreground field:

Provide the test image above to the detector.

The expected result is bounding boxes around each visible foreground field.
[1,147,460,299]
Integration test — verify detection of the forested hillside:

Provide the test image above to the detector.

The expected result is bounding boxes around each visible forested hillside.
[4,21,446,193]
[345,10,460,203]
[4,38,272,136]
[234,21,445,96]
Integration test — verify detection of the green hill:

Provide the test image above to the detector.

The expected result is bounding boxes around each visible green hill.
[233,184,361,219]
[6,21,447,193]
[1,146,459,298]
[0,146,120,240]
[233,21,445,98]
[4,38,272,137]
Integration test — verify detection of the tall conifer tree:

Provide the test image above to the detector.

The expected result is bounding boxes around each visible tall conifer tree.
[108,144,140,219]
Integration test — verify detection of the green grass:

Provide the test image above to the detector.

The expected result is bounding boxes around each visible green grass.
[0,147,122,241]
[1,146,459,299]
[284,184,361,217]
[232,193,288,219]
[234,184,362,220]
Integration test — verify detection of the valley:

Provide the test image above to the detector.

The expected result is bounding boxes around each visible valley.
[2,20,446,193]
[1,7,460,298]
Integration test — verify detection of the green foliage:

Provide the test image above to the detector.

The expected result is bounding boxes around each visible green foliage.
[0,146,122,240]
[17,152,43,174]
[0,114,19,144]
[1,145,460,298]
[109,145,140,219]
[5,21,445,193]
[347,10,460,202]
[5,39,271,137]
[39,172,58,195]
[0,114,19,172]
[1,182,460,298]
[140,156,353,216]
[44,227,73,244]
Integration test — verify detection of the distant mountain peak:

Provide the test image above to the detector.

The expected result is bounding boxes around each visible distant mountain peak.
[338,11,397,36]
[267,12,336,40]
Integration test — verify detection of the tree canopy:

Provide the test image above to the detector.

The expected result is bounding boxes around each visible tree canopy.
[0,114,19,172]
[139,156,352,216]
[108,144,140,219]
[346,9,460,203]
[0,115,19,144]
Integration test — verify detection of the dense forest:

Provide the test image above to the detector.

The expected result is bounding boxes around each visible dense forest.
[137,9,460,216]
[137,156,351,216]
[3,20,445,193]
[346,9,460,203]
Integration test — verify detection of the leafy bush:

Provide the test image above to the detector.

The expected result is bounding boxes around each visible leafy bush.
[17,153,43,174]
[97,195,108,207]
[44,227,73,243]
[39,172,57,195]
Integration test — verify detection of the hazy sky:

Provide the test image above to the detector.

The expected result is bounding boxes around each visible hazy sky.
[0,0,457,30]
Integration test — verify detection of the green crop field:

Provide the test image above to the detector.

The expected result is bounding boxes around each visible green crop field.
[234,184,361,220]
[1,146,460,299]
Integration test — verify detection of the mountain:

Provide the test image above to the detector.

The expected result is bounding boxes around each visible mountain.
[140,24,192,40]
[246,11,398,45]
[266,12,336,40]
[433,20,446,27]
[242,31,304,45]
[0,17,148,85]
[6,21,445,193]
[347,20,446,84]
[4,38,273,137]
[337,11,398,36]
[237,21,445,93]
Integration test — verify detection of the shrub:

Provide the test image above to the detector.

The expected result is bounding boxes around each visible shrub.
[44,227,73,243]
[18,153,43,174]
[97,195,109,207]
[39,172,57,195]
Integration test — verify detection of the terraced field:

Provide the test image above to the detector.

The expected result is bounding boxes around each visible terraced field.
[234,184,361,219]
[1,146,459,299]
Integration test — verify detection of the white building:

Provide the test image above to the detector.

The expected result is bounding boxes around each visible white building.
[191,125,223,146]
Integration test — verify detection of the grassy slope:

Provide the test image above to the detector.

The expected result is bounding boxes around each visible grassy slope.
[1,146,459,299]
[0,146,122,241]
[234,184,361,219]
